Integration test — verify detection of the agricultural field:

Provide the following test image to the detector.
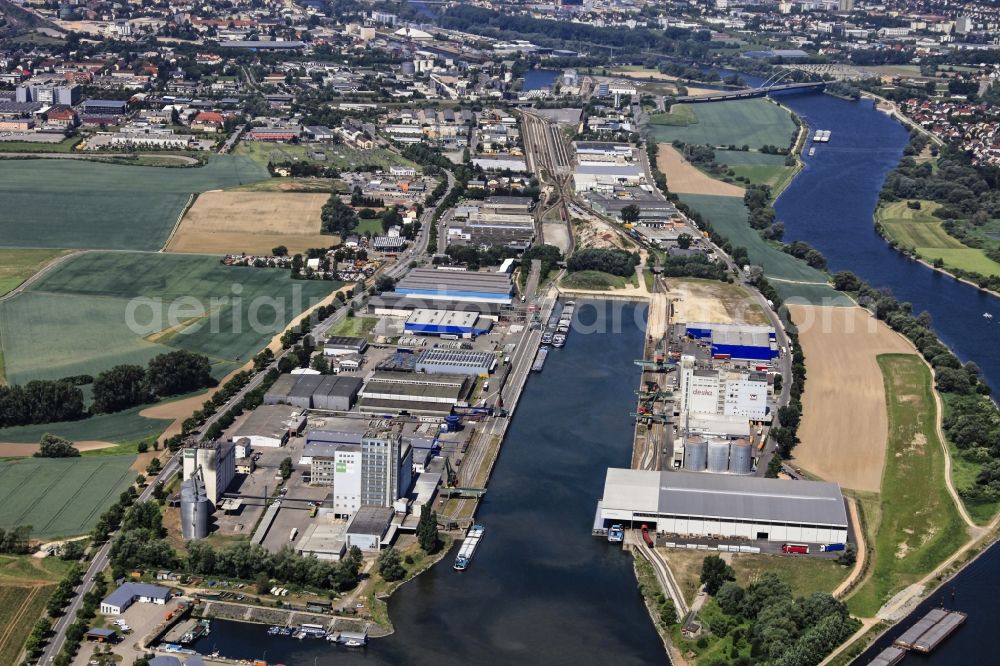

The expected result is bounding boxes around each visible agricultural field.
[0,455,137,538]
[677,193,850,305]
[236,140,418,172]
[166,191,337,255]
[876,200,1000,277]
[0,136,81,152]
[0,156,269,251]
[667,277,767,326]
[656,144,743,196]
[649,104,697,127]
[649,98,796,150]
[0,248,72,297]
[0,406,171,447]
[847,354,968,617]
[713,149,796,191]
[0,252,340,384]
[787,305,916,492]
[0,583,54,665]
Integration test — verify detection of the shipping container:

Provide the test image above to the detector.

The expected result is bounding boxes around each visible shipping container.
[782,543,809,554]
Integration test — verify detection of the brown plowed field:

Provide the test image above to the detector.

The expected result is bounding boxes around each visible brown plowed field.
[166,191,336,255]
[656,144,744,196]
[787,304,917,492]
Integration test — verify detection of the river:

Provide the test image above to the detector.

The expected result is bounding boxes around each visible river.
[195,302,667,664]
[771,88,1000,664]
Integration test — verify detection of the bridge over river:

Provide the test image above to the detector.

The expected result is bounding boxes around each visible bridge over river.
[677,80,826,103]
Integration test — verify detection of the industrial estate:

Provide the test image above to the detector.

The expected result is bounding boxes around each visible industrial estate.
[0,1,998,666]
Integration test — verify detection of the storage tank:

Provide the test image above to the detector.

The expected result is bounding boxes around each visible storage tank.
[707,439,730,474]
[683,436,707,472]
[401,61,416,76]
[729,439,753,475]
[180,476,209,540]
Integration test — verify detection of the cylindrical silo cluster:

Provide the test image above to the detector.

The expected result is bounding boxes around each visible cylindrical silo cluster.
[682,437,755,475]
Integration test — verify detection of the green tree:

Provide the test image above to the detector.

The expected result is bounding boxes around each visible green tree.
[377,547,406,582]
[92,364,150,413]
[60,540,85,561]
[272,245,289,256]
[146,350,213,397]
[416,510,441,553]
[659,599,678,626]
[620,204,640,225]
[677,233,693,249]
[255,572,271,595]
[279,457,293,480]
[700,554,735,595]
[34,433,79,458]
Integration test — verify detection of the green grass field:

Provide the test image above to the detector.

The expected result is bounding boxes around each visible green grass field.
[712,149,796,190]
[847,354,968,617]
[878,200,1000,277]
[0,252,340,383]
[236,141,418,172]
[355,217,386,235]
[0,136,81,152]
[650,99,796,150]
[0,455,137,537]
[561,270,634,290]
[730,553,851,598]
[0,156,269,251]
[649,104,697,126]
[0,249,71,297]
[678,194,850,305]
[0,406,171,445]
[0,583,55,665]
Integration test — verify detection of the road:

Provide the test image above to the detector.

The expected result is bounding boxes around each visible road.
[39,165,454,663]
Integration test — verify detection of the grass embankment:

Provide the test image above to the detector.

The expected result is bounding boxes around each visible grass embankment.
[329,315,379,339]
[366,536,454,630]
[876,200,1000,278]
[0,554,75,665]
[0,249,71,297]
[561,270,636,290]
[846,354,968,617]
[0,137,81,153]
[713,149,796,192]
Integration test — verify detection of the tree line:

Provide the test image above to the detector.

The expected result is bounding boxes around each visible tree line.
[0,349,215,428]
[567,248,640,277]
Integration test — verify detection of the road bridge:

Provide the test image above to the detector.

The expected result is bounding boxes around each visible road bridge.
[677,81,826,103]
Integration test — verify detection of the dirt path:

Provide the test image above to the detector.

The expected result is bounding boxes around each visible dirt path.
[786,305,915,492]
[0,440,115,457]
[655,144,744,196]
[832,497,867,598]
[0,250,82,303]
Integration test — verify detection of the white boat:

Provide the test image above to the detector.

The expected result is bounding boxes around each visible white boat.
[984,312,993,320]
[808,147,815,157]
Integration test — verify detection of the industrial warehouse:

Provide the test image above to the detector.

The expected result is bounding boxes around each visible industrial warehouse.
[394,268,514,305]
[597,469,849,545]
[684,322,779,362]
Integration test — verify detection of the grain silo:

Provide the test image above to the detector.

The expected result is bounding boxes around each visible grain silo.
[683,436,707,472]
[180,474,210,540]
[729,439,754,475]
[707,439,730,474]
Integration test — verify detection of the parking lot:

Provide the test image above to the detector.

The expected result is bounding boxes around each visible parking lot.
[74,596,187,666]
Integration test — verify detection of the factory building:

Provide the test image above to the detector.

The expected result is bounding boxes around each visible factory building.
[181,441,235,508]
[415,349,496,376]
[597,469,849,544]
[357,371,470,417]
[448,196,536,250]
[263,374,363,411]
[678,355,770,419]
[573,141,634,160]
[395,268,513,305]
[573,164,646,193]
[367,293,504,319]
[586,193,681,226]
[307,431,413,516]
[345,506,394,551]
[404,309,493,337]
[323,336,368,357]
[685,323,778,362]
[100,583,171,615]
[230,405,306,447]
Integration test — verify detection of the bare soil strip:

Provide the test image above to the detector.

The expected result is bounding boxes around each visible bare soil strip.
[655,144,745,196]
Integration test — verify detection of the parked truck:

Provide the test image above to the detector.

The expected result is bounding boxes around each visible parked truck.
[819,543,845,552]
[641,524,654,548]
[289,527,298,542]
[781,543,809,554]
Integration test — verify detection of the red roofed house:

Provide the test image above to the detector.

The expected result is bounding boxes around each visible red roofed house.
[45,105,79,128]
[192,111,225,132]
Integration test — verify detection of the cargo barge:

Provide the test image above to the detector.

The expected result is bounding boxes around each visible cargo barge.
[892,608,966,654]
[454,524,485,571]
[532,347,549,372]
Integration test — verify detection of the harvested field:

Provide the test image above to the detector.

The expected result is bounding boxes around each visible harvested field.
[166,191,337,255]
[0,455,137,537]
[666,278,768,326]
[786,305,916,492]
[0,440,114,457]
[656,144,744,196]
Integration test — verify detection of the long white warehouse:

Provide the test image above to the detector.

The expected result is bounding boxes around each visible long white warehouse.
[598,469,848,544]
